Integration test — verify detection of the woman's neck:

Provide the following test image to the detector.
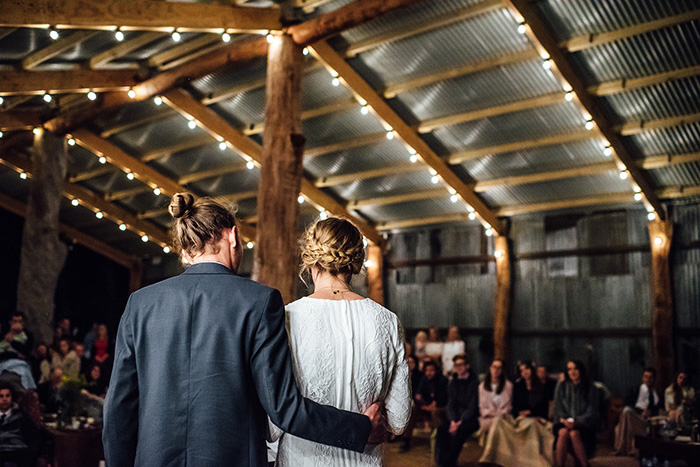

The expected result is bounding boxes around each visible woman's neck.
[310,269,364,301]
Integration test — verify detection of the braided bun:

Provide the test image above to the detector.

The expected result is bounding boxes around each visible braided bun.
[169,192,195,219]
[300,217,364,277]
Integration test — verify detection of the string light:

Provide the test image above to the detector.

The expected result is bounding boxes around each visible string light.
[99,156,107,164]
[33,128,41,135]
[409,154,419,163]
[153,188,161,196]
[126,172,135,180]
[0,131,3,138]
[246,161,255,170]
[647,212,656,221]
[450,194,459,203]
[297,195,305,204]
[19,172,27,180]
[127,88,136,99]
[619,171,628,180]
[431,175,439,184]
[71,199,79,206]
[0,97,4,106]
[43,93,52,103]
[163,246,171,253]
[331,77,340,87]
[633,192,643,201]
[485,228,493,237]
[494,250,503,258]
[564,92,574,102]
[654,237,663,246]
[363,238,368,247]
[246,241,254,249]
[303,47,309,56]
[468,212,476,220]
[187,120,197,130]
[87,91,97,101]
[517,23,527,34]
[154,96,163,106]
[360,105,370,115]
[429,168,437,176]
[386,130,394,140]
[542,59,552,70]
[221,32,231,43]
[141,235,149,243]
[119,224,127,231]
[266,33,273,43]
[67,138,75,146]
[585,119,594,130]
[172,30,181,42]
[603,146,613,156]
[95,211,103,219]
[364,259,375,268]
[319,210,328,220]
[49,27,59,40]
[114,29,124,42]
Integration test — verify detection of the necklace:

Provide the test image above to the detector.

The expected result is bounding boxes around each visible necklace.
[315,285,351,294]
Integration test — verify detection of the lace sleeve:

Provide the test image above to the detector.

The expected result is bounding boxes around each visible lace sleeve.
[384,316,412,435]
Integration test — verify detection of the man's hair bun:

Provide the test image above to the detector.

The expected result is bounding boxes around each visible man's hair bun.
[169,193,195,219]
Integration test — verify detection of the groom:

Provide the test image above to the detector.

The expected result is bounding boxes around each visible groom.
[103,221,384,466]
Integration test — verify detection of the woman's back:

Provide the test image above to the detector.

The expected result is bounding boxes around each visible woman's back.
[276,297,411,467]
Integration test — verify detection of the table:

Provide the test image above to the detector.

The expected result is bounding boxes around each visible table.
[635,435,700,466]
[46,426,104,467]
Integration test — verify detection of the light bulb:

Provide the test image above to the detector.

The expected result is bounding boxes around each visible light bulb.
[603,146,613,156]
[246,161,255,170]
[266,33,273,43]
[141,235,149,242]
[386,131,394,140]
[468,212,476,220]
[363,238,368,247]
[119,224,127,231]
[71,199,79,206]
[517,23,527,34]
[619,171,628,180]
[187,120,197,130]
[297,195,304,204]
[647,212,656,221]
[163,246,171,253]
[95,211,103,219]
[542,59,552,70]
[450,194,458,203]
[153,188,161,196]
[319,210,328,220]
[127,89,136,99]
[154,96,163,106]
[585,120,594,130]
[0,97,3,106]
[331,77,340,87]
[360,105,369,115]
[364,259,375,268]
[431,175,439,184]
[409,154,418,163]
[33,128,40,135]
[634,193,643,201]
[43,93,52,103]
[494,250,503,258]
[115,30,124,42]
[303,47,309,56]
[67,138,75,146]
[246,241,254,249]
[172,31,181,42]
[99,156,107,164]
[221,32,231,43]
[654,237,663,246]
[49,28,59,40]
[219,141,227,151]
[565,92,574,102]
[485,228,493,237]
[429,168,437,176]
[126,172,134,180]
[87,91,97,101]
[19,172,27,180]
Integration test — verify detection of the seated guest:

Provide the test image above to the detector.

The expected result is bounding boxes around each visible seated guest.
[435,354,479,467]
[665,371,695,424]
[414,331,428,360]
[415,360,448,429]
[478,359,513,434]
[50,338,79,378]
[92,324,111,366]
[0,382,40,467]
[0,312,34,359]
[85,365,106,399]
[614,367,662,456]
[513,361,548,419]
[74,343,90,376]
[28,344,50,386]
[537,364,557,418]
[424,327,444,365]
[37,368,63,414]
[397,354,424,452]
[553,360,600,467]
[441,326,465,376]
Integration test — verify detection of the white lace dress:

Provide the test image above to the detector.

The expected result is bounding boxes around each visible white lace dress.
[271,297,411,467]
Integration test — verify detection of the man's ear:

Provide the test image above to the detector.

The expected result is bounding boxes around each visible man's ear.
[228,226,239,248]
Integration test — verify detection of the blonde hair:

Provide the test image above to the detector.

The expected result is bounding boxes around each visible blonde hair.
[168,193,238,258]
[300,217,365,279]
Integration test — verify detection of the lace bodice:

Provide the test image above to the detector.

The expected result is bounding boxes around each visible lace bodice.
[271,297,411,467]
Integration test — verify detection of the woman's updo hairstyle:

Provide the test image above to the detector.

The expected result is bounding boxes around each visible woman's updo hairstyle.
[169,192,237,257]
[300,217,365,279]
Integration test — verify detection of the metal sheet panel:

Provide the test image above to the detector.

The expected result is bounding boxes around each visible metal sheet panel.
[631,122,700,157]
[301,106,385,148]
[187,168,260,198]
[305,138,413,178]
[604,76,700,122]
[647,161,700,187]
[329,169,436,202]
[357,197,458,223]
[107,113,209,156]
[151,141,244,177]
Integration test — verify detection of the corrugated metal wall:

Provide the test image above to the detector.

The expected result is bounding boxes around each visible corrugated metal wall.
[384,202,700,395]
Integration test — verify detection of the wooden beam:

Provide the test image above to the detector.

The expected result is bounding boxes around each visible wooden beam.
[104,186,152,201]
[0,0,281,32]
[448,130,592,165]
[287,0,429,47]
[89,32,164,69]
[147,34,223,69]
[561,10,700,52]
[0,28,17,41]
[377,212,470,230]
[366,245,384,305]
[344,0,503,57]
[493,235,512,361]
[589,66,700,96]
[0,112,43,131]
[68,166,115,183]
[138,190,258,220]
[315,162,425,188]
[178,161,247,185]
[418,92,565,133]
[349,187,447,208]
[496,192,634,217]
[0,96,33,112]
[243,99,359,136]
[100,107,177,138]
[648,216,674,390]
[311,40,505,235]
[161,88,383,245]
[0,191,139,269]
[22,30,99,70]
[383,50,540,98]
[140,134,213,162]
[616,112,700,136]
[0,69,138,96]
[304,131,387,159]
[473,162,616,192]
[509,0,666,218]
[657,185,700,199]
[641,151,700,169]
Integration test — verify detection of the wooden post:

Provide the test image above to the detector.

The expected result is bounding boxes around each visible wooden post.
[367,245,384,305]
[252,33,304,304]
[16,129,68,344]
[648,216,674,389]
[493,235,512,361]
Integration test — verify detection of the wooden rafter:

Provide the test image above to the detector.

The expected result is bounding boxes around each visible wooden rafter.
[0,96,33,112]
[383,49,540,98]
[68,166,114,183]
[140,134,214,162]
[0,69,138,96]
[244,99,359,136]
[343,0,503,57]
[589,66,700,96]
[0,0,281,32]
[509,0,666,218]
[315,163,425,188]
[0,190,139,268]
[148,34,224,70]
[617,112,700,136]
[178,162,247,185]
[304,131,387,159]
[311,40,504,234]
[22,30,100,70]
[89,32,164,69]
[473,162,617,192]
[0,112,43,131]
[349,188,447,208]
[641,151,700,169]
[160,88,383,245]
[138,190,258,220]
[418,92,565,133]
[561,10,700,53]
[377,213,470,231]
[100,108,177,138]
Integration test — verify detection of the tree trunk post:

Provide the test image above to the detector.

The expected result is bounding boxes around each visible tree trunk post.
[17,129,68,344]
[367,245,384,305]
[648,216,674,389]
[252,33,304,304]
[493,235,512,361]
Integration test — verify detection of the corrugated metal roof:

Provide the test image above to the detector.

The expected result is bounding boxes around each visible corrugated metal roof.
[647,161,700,187]
[187,169,260,198]
[107,113,209,156]
[631,122,700,156]
[603,76,700,122]
[358,196,460,223]
[304,138,413,178]
[329,170,436,201]
[151,142,242,177]
[302,106,385,147]
[190,53,268,97]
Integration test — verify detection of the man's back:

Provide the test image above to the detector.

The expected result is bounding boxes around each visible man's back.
[104,262,371,467]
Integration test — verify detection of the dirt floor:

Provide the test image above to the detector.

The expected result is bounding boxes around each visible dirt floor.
[383,427,640,467]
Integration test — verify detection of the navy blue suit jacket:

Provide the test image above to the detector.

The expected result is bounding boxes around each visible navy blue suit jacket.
[103,262,371,466]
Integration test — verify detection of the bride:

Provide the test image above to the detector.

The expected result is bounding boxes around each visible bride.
[271,217,411,466]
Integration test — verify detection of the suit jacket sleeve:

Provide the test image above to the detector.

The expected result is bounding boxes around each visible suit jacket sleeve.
[460,379,479,424]
[102,296,139,467]
[447,379,458,421]
[251,289,371,453]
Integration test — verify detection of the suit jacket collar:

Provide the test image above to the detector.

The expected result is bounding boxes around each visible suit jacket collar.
[182,262,234,275]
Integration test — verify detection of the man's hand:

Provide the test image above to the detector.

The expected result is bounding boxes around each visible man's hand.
[518,410,531,417]
[448,420,461,435]
[364,403,387,445]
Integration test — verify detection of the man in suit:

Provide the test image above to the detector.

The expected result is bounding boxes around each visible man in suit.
[103,194,385,467]
[0,382,40,467]
[614,367,662,456]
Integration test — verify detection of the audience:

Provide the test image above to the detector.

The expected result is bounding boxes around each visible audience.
[28,344,50,386]
[512,361,548,419]
[37,368,63,414]
[415,360,448,430]
[665,371,695,424]
[537,364,557,418]
[553,359,600,467]
[441,326,465,376]
[478,358,513,434]
[396,354,424,452]
[614,367,662,456]
[92,324,111,366]
[435,354,479,467]
[0,382,40,467]
[424,327,444,364]
[0,312,34,359]
[414,331,428,360]
[50,338,80,378]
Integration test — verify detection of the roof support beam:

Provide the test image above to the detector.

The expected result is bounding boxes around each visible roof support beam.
[147,34,223,69]
[473,162,616,192]
[509,0,666,218]
[349,188,447,208]
[22,30,100,70]
[418,92,565,133]
[89,32,165,69]
[244,99,359,136]
[140,134,214,162]
[315,164,425,188]
[589,66,700,96]
[304,131,387,159]
[0,69,139,96]
[0,0,281,32]
[344,0,503,57]
[311,40,504,235]
[617,112,700,136]
[561,10,700,52]
[0,112,43,131]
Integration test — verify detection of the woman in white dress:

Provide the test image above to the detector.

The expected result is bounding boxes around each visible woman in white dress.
[271,217,411,467]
